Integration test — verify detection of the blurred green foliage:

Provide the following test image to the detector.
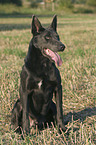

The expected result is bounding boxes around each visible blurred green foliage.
[0,0,22,6]
[87,0,96,7]
[58,0,74,9]
[0,0,96,14]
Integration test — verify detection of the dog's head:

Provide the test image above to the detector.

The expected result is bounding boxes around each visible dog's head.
[31,15,65,66]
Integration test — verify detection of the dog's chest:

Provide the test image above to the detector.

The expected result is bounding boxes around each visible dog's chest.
[37,80,42,89]
[36,78,56,91]
[27,74,57,92]
[26,63,57,92]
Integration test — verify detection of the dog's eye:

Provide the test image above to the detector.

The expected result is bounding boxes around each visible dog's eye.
[45,36,50,40]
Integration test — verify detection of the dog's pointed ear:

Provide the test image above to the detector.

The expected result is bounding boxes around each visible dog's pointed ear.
[50,15,57,31]
[31,15,44,35]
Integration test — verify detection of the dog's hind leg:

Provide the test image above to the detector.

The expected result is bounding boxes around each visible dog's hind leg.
[11,99,23,133]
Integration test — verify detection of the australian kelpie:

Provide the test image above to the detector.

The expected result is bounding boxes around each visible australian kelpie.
[11,15,66,134]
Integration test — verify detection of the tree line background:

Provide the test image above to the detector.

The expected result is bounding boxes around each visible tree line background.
[0,0,96,7]
[0,0,96,14]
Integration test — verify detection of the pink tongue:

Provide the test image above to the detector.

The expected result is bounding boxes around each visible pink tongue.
[45,49,62,66]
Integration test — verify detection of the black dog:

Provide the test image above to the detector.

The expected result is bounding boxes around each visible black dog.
[11,15,66,134]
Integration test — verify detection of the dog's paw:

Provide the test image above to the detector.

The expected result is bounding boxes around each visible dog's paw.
[57,122,67,134]
[37,116,46,130]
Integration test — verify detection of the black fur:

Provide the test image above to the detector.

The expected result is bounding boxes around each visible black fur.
[11,15,66,134]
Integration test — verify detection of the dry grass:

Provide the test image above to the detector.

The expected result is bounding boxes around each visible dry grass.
[0,14,96,144]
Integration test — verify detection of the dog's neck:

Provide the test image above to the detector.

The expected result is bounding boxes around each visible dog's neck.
[24,40,53,74]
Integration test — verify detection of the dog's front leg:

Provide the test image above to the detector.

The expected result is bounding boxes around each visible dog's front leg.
[55,85,66,133]
[22,93,30,134]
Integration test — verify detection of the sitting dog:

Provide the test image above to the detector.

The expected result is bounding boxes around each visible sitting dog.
[11,15,66,134]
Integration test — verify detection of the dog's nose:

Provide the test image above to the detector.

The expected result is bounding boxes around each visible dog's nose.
[60,44,65,51]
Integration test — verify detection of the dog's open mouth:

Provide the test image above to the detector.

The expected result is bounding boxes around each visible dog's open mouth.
[43,48,62,66]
